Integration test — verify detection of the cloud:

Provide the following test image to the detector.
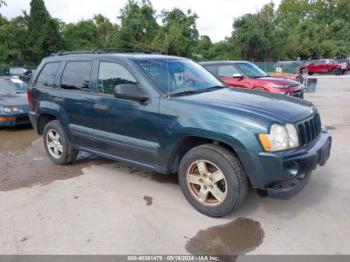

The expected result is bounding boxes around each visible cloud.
[0,0,281,42]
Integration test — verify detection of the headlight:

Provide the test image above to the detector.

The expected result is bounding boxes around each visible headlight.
[12,107,20,112]
[259,124,299,152]
[268,83,289,89]
[3,107,12,113]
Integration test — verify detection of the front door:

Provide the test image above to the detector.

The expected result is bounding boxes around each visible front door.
[217,64,251,88]
[91,61,160,168]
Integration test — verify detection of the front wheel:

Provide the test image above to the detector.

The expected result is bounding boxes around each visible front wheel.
[178,144,249,217]
[43,120,78,165]
[333,68,343,75]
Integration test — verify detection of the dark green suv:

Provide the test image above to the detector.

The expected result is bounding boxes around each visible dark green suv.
[28,50,331,217]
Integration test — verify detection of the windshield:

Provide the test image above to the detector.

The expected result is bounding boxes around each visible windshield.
[0,79,27,95]
[134,58,225,95]
[235,62,267,78]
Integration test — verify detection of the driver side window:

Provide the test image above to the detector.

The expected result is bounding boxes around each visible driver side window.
[98,62,138,95]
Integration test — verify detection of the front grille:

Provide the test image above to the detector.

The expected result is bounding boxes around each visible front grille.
[15,116,30,124]
[297,113,321,146]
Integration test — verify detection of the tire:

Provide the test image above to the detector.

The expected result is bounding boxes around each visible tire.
[308,72,314,75]
[43,120,78,165]
[333,68,343,75]
[178,144,249,217]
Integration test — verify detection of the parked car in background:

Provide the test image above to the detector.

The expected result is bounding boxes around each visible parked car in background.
[299,59,347,75]
[19,69,36,84]
[3,67,28,77]
[201,61,304,99]
[0,77,31,127]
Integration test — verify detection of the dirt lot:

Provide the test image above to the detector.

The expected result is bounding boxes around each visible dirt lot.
[0,75,349,256]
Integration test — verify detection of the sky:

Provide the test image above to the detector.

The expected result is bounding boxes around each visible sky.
[0,0,281,42]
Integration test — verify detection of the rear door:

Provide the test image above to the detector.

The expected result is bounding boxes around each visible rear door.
[58,60,97,148]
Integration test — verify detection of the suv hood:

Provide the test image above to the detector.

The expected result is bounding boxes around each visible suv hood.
[177,88,315,123]
[0,93,28,107]
[255,76,300,87]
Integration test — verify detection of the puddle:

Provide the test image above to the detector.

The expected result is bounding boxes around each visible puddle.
[143,196,153,206]
[0,127,38,154]
[186,218,264,256]
[0,138,112,191]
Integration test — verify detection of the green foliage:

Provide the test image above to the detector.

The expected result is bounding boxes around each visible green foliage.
[26,0,62,63]
[117,0,159,49]
[62,20,99,50]
[159,8,199,57]
[1,0,350,66]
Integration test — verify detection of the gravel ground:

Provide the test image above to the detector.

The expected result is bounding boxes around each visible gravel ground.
[0,75,349,257]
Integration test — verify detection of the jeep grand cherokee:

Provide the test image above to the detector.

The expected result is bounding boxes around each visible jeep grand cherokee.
[28,50,331,217]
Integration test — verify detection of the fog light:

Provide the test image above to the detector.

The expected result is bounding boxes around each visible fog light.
[287,162,299,177]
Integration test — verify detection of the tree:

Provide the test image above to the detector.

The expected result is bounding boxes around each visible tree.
[93,14,114,47]
[118,0,159,49]
[160,8,199,57]
[27,0,62,63]
[0,16,28,64]
[193,35,212,60]
[0,0,6,7]
[62,20,99,50]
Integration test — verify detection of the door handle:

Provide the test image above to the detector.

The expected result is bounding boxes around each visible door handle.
[94,104,109,111]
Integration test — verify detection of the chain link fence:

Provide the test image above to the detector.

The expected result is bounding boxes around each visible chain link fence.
[254,58,349,74]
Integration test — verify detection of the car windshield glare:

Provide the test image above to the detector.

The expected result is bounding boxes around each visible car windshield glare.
[134,58,224,95]
[0,80,27,95]
[235,63,267,78]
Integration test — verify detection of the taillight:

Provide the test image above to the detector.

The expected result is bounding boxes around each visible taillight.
[27,88,33,106]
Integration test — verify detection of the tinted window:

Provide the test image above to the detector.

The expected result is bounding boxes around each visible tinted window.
[61,61,92,91]
[235,63,267,78]
[98,62,137,95]
[205,65,217,76]
[36,62,60,88]
[218,65,240,77]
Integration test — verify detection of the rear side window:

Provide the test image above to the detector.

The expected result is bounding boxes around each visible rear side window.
[218,65,240,77]
[98,62,137,95]
[35,62,61,88]
[60,61,92,91]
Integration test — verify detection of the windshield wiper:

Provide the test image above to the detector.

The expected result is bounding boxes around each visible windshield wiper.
[169,90,200,97]
[201,86,226,92]
[170,86,226,97]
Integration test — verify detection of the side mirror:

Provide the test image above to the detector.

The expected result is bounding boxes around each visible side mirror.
[114,84,150,102]
[232,73,244,79]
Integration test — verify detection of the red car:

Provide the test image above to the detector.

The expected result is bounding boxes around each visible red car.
[299,59,347,75]
[201,61,304,99]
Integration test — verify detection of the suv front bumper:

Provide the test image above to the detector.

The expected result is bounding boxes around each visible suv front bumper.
[256,129,331,199]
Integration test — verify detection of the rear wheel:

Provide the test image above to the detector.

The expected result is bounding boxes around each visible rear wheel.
[43,120,78,165]
[178,144,248,217]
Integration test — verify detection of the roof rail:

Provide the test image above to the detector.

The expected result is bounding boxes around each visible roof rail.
[51,48,156,56]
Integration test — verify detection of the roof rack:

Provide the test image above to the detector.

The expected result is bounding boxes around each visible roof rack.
[51,48,156,56]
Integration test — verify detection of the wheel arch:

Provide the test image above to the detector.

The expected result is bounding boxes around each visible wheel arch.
[165,135,247,175]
